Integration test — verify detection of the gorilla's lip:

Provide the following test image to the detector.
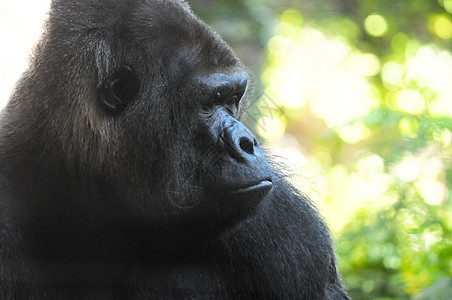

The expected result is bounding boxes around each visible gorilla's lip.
[229,179,273,194]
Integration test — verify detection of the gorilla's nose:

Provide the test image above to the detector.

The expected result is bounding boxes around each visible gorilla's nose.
[221,118,262,163]
[238,135,255,155]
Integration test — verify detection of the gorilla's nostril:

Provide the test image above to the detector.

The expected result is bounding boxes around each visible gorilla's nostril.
[239,137,254,155]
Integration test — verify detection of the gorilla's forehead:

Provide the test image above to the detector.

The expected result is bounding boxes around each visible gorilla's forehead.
[50,0,198,35]
[49,0,237,69]
[130,0,196,30]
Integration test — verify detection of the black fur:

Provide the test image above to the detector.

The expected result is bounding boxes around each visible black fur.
[0,0,349,298]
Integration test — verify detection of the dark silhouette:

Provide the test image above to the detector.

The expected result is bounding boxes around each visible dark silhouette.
[0,0,349,298]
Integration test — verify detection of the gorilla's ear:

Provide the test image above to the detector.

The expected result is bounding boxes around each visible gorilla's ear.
[100,66,140,113]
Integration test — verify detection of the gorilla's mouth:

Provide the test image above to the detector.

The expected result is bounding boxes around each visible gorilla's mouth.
[229,179,273,194]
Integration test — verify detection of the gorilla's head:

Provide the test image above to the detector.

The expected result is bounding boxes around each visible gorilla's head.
[5,0,272,233]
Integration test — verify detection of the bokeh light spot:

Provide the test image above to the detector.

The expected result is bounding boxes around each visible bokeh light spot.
[445,0,452,14]
[268,36,294,58]
[338,123,369,144]
[364,14,388,37]
[417,180,447,205]
[381,62,404,89]
[393,156,422,182]
[433,15,452,39]
[280,9,303,29]
[383,256,401,269]
[278,76,308,109]
[345,54,381,77]
[399,118,419,139]
[391,33,409,51]
[432,129,452,148]
[257,115,286,141]
[396,89,425,114]
[357,155,385,173]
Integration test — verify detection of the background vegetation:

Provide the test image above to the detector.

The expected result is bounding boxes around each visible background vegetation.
[189,1,452,299]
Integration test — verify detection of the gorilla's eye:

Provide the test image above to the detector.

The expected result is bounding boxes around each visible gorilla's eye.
[100,66,140,113]
[223,94,240,116]
[226,94,240,106]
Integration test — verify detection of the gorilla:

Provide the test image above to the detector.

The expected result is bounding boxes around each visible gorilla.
[0,0,349,298]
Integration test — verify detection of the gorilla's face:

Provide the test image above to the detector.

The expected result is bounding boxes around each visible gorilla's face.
[45,0,272,227]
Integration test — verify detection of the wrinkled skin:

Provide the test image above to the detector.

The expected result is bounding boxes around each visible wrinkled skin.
[0,0,350,299]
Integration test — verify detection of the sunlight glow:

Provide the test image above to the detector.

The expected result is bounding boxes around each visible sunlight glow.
[396,89,425,115]
[257,115,286,141]
[338,123,370,144]
[405,46,452,114]
[310,74,376,127]
[265,25,378,127]
[322,164,390,231]
[0,0,51,109]
[393,148,445,188]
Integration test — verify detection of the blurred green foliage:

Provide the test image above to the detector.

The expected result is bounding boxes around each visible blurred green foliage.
[190,0,452,299]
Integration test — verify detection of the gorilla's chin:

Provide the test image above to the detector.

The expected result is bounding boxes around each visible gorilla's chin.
[202,180,273,220]
[224,181,273,216]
